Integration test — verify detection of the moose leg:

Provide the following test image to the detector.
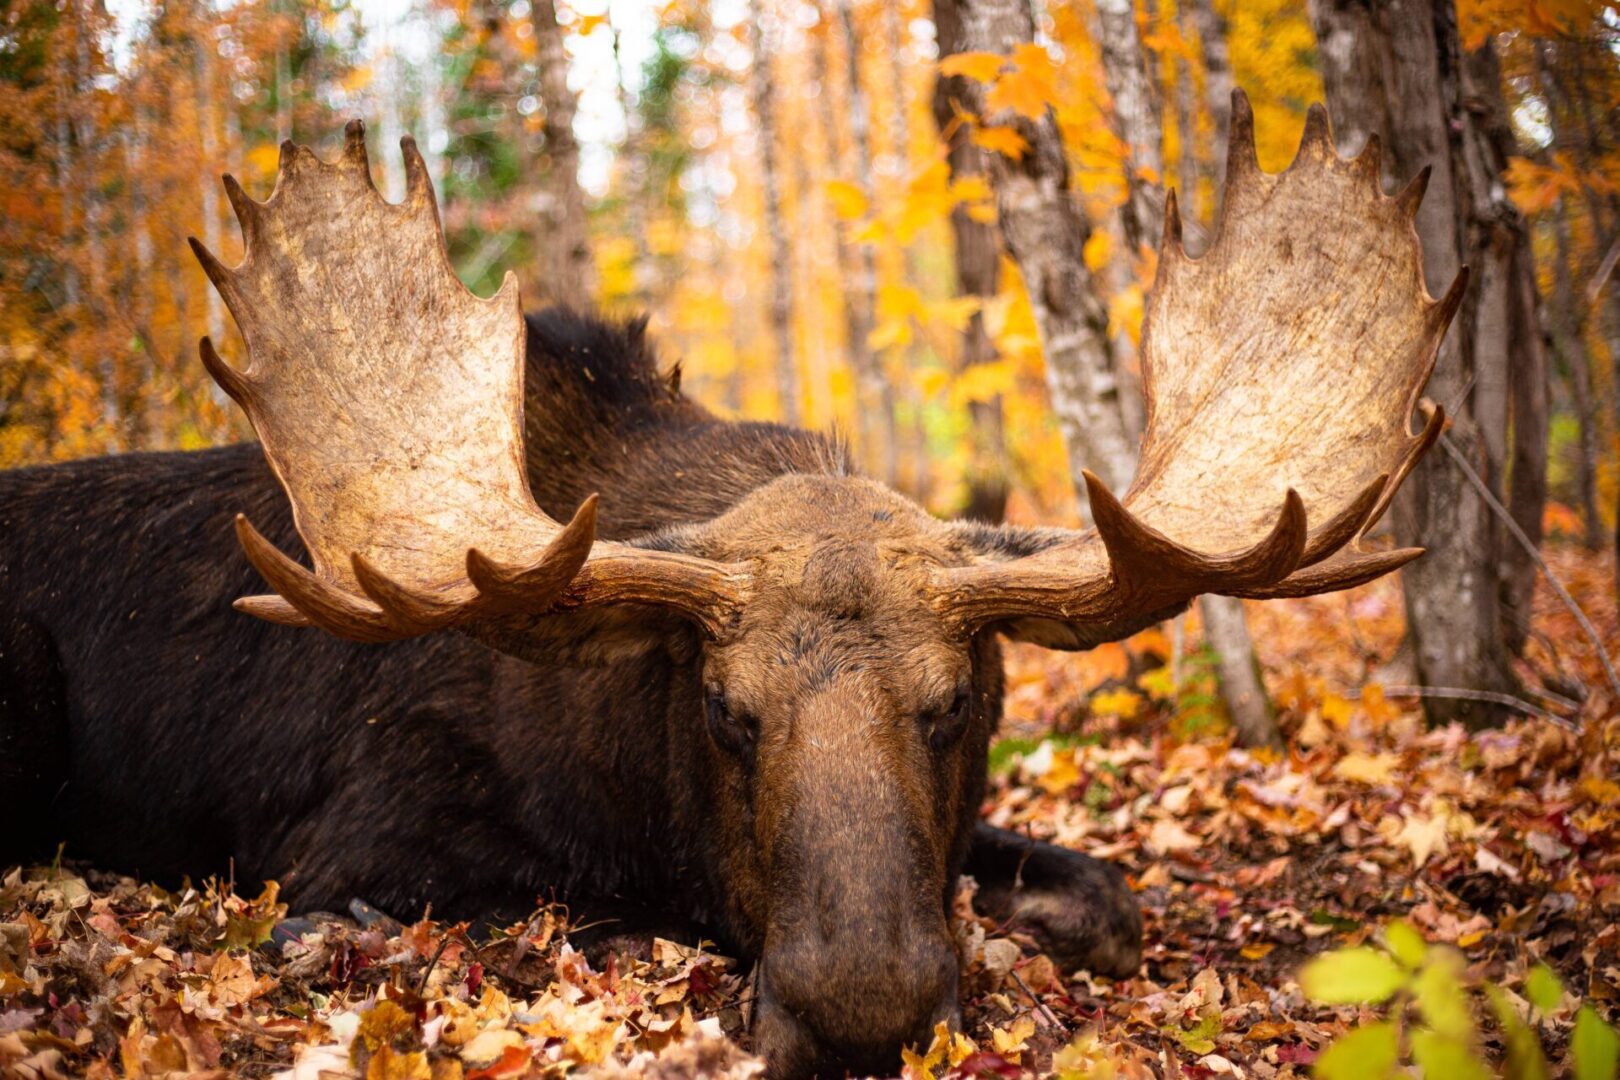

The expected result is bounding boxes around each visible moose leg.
[964,823,1141,978]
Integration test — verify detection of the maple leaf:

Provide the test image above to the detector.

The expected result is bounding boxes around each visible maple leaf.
[823,179,868,221]
[1332,751,1401,785]
[985,45,1060,121]
[972,125,1029,160]
[938,51,1006,83]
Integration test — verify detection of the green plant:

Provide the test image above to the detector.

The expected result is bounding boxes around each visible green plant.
[1299,922,1618,1080]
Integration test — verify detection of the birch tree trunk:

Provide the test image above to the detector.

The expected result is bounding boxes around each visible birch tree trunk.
[1096,0,1277,747]
[931,0,1008,522]
[1309,0,1524,725]
[532,0,596,303]
[953,0,1136,499]
[812,21,882,468]
[837,0,899,487]
[1181,0,1233,205]
[749,3,800,426]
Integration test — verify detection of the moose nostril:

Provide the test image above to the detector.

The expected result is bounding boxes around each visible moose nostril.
[756,930,960,1077]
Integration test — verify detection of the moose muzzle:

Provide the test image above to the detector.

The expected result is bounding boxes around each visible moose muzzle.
[750,684,962,1078]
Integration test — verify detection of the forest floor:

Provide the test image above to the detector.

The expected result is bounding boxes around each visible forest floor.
[2,545,1617,1079]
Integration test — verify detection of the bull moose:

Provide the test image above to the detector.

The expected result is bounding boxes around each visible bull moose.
[0,91,1460,1077]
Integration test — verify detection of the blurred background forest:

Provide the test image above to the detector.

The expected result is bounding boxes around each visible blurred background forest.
[3,0,1619,735]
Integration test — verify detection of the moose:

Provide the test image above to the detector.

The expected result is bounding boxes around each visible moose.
[0,91,1460,1077]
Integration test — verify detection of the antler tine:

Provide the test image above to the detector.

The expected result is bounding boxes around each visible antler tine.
[221,174,262,241]
[234,515,405,643]
[1354,132,1383,182]
[1394,164,1432,220]
[234,594,314,627]
[187,236,242,310]
[198,337,254,409]
[401,134,434,206]
[1225,88,1260,184]
[1084,472,1308,596]
[1294,102,1332,160]
[1233,546,1425,600]
[1299,473,1387,567]
[466,495,600,612]
[1162,187,1185,257]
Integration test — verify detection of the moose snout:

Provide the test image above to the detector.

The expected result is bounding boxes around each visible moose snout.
[754,917,960,1078]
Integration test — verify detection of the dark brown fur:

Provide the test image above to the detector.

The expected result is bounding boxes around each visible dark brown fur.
[0,309,1138,1077]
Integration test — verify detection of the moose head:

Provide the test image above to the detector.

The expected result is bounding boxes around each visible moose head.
[191,94,1460,1076]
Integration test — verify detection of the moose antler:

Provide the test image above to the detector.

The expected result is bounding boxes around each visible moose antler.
[193,121,745,642]
[933,91,1461,632]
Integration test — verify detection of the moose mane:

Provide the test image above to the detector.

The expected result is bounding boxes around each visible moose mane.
[520,307,848,540]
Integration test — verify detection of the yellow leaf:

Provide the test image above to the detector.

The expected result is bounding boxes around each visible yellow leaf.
[972,125,1029,160]
[1241,942,1276,960]
[914,368,950,398]
[928,295,981,332]
[1321,693,1354,728]
[1090,687,1142,719]
[246,143,282,179]
[990,1016,1036,1059]
[824,179,868,221]
[950,359,1015,406]
[868,318,912,353]
[938,51,1006,83]
[1082,229,1112,272]
[948,174,994,204]
[1394,810,1450,868]
[1333,751,1401,786]
[1036,747,1081,796]
[986,43,1059,121]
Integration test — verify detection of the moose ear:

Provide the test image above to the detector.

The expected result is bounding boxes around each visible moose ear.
[946,521,1189,651]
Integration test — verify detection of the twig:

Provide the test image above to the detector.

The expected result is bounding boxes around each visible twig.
[1586,232,1620,306]
[416,935,451,995]
[1010,968,1066,1032]
[1373,685,1578,732]
[1437,431,1620,702]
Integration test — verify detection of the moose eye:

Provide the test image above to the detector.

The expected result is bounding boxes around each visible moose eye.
[705,687,757,757]
[924,690,972,753]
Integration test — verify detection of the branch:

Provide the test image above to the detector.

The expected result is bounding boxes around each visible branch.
[1373,685,1577,732]
[1585,231,1620,307]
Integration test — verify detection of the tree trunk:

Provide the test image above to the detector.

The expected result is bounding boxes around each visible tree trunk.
[1534,45,1603,551]
[953,0,1136,500]
[531,0,596,303]
[812,20,883,472]
[1198,596,1280,748]
[1097,0,1277,745]
[1309,0,1521,727]
[1549,199,1602,549]
[931,0,1008,522]
[1181,0,1233,213]
[836,0,899,487]
[749,3,799,426]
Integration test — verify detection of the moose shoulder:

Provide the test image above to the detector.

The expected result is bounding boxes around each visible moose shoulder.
[2,93,1460,1078]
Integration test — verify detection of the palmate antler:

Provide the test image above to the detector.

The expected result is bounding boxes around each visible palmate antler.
[932,91,1460,633]
[192,122,746,642]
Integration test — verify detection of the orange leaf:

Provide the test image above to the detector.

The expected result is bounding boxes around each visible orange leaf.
[972,125,1029,160]
[939,51,1006,83]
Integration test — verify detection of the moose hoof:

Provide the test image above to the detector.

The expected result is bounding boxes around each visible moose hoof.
[968,825,1142,979]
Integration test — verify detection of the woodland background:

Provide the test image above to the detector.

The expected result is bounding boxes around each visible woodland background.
[3,0,1620,1076]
